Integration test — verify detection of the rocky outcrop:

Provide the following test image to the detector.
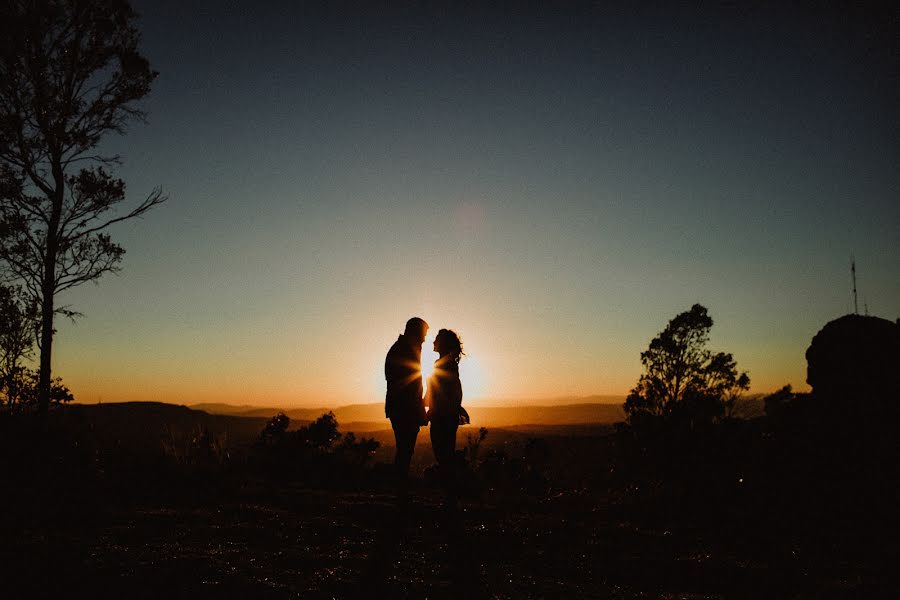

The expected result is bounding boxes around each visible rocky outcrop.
[806,314,900,404]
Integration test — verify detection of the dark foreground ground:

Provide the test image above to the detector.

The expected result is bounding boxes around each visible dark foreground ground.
[2,479,890,599]
[1,403,894,599]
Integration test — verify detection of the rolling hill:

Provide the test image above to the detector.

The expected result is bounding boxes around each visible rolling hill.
[190,399,626,430]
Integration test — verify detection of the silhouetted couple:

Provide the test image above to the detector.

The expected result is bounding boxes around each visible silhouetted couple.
[384,317,467,501]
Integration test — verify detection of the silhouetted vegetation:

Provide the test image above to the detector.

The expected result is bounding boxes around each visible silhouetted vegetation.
[252,411,380,487]
[2,312,897,597]
[472,432,552,497]
[615,305,752,512]
[604,309,899,597]
[464,425,489,463]
[161,423,230,468]
[623,304,750,429]
[0,0,166,413]
[0,283,74,413]
[0,367,73,414]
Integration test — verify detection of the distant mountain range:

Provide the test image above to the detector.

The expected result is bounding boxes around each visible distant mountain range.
[58,395,765,456]
[68,393,763,437]
[187,392,767,430]
[189,397,628,430]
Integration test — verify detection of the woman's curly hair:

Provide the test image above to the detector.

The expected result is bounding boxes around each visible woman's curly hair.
[434,328,464,364]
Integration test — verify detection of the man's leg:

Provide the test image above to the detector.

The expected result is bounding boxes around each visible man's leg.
[391,418,419,488]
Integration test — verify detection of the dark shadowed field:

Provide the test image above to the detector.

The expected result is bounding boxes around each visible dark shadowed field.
[6,485,882,599]
[0,402,893,599]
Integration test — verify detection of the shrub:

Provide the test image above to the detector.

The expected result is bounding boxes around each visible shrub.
[252,412,379,487]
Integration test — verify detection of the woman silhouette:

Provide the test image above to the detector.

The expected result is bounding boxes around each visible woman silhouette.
[425,329,467,498]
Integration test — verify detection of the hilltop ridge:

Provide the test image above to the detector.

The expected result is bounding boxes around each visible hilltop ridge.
[189,399,627,430]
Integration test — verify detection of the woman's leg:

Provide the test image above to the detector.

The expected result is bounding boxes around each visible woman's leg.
[430,419,459,499]
[430,418,452,465]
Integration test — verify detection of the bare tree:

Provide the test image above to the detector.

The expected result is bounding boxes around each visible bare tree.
[0,0,166,414]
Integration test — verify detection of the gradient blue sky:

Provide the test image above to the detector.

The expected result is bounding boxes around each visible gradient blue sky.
[53,2,898,407]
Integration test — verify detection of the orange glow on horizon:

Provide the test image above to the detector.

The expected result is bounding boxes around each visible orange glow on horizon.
[55,294,814,410]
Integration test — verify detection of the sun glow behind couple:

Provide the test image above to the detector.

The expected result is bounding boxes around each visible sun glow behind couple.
[421,338,485,400]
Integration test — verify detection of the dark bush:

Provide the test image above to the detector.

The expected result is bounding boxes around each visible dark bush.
[252,412,380,487]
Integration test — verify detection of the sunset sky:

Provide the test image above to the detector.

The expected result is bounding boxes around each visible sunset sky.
[52,2,897,408]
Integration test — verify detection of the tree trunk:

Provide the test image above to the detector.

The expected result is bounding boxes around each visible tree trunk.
[37,168,64,416]
[37,272,55,416]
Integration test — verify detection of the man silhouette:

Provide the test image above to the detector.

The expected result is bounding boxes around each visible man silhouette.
[385,317,429,489]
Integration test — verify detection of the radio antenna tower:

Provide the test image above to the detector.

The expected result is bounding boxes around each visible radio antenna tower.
[851,256,859,315]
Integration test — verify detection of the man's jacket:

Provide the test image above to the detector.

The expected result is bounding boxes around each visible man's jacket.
[384,335,424,420]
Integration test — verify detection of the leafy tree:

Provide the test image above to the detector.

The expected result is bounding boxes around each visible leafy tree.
[0,284,71,412]
[0,284,36,382]
[1,367,72,413]
[333,431,380,468]
[254,412,380,484]
[0,0,166,414]
[257,412,291,447]
[299,411,341,451]
[624,304,750,428]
